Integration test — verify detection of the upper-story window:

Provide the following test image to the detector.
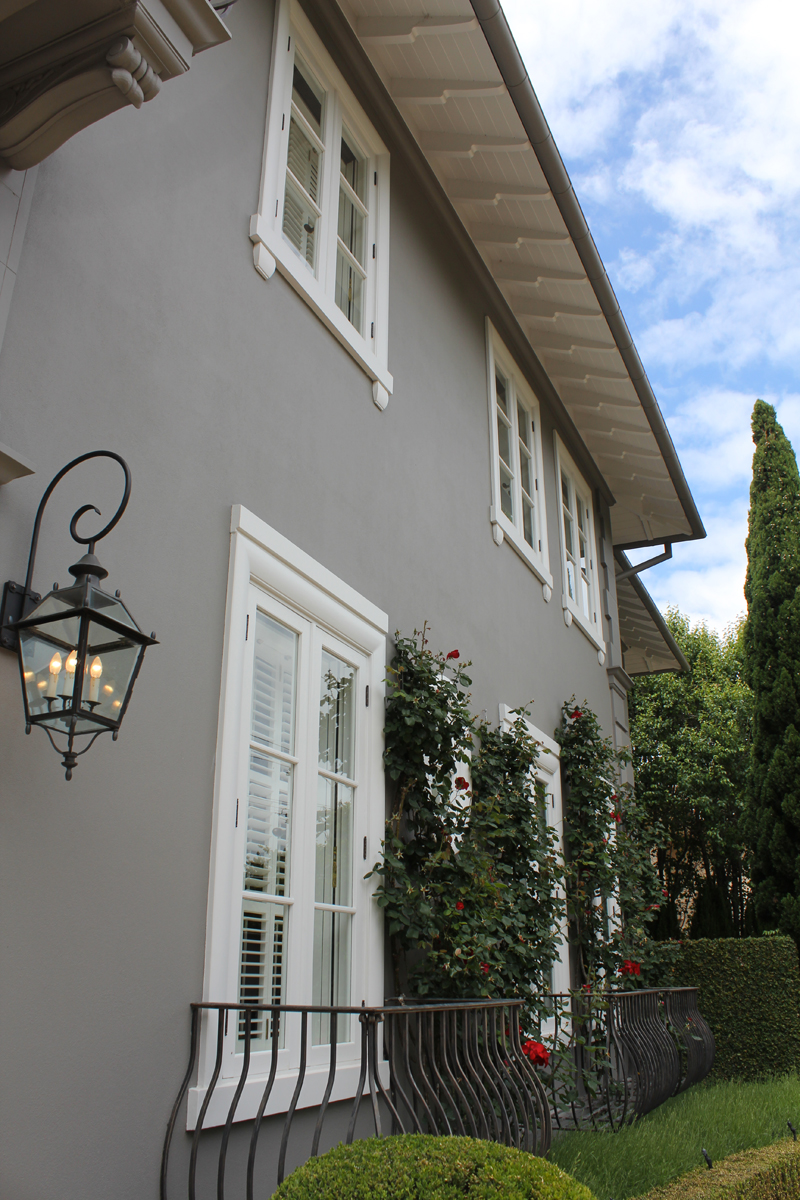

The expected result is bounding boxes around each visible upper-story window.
[486,322,552,590]
[249,0,392,402]
[554,435,603,648]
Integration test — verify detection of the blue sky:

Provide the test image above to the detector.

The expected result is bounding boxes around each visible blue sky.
[502,0,800,632]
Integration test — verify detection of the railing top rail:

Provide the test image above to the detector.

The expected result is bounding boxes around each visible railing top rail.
[191,998,526,1016]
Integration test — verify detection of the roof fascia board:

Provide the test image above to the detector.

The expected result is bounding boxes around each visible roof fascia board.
[298,0,615,506]
[469,0,706,547]
[616,550,690,673]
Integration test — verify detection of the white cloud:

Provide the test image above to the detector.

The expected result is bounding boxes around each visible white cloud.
[647,504,748,631]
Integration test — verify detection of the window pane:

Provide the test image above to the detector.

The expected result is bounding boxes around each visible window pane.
[335,251,364,332]
[495,369,509,416]
[244,751,292,894]
[319,652,355,776]
[497,414,512,467]
[566,558,577,601]
[284,159,318,268]
[517,402,530,449]
[561,470,572,512]
[563,508,574,559]
[292,61,323,137]
[500,463,514,520]
[286,115,320,204]
[519,448,533,499]
[523,498,534,548]
[251,612,297,755]
[312,908,352,1045]
[238,901,287,1047]
[316,777,353,907]
[340,129,366,202]
[338,187,365,266]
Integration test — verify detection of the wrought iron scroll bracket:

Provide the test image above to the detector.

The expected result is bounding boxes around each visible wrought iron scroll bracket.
[0,451,131,651]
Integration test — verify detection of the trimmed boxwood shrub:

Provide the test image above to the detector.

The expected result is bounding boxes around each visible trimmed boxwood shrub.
[272,1135,596,1200]
[656,936,800,1080]
[639,1139,800,1199]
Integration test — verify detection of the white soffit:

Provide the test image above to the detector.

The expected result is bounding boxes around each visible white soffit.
[341,0,697,549]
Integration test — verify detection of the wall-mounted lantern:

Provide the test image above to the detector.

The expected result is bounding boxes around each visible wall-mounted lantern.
[0,451,157,780]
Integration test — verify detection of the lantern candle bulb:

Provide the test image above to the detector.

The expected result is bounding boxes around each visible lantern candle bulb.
[63,649,77,697]
[47,652,62,697]
[88,656,103,703]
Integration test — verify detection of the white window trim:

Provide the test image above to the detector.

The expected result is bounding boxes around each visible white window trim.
[193,505,388,1129]
[498,706,569,1005]
[249,0,392,400]
[485,320,553,593]
[553,434,605,653]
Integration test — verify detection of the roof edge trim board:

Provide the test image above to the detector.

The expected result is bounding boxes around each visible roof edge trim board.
[299,0,616,506]
[616,550,690,674]
[468,0,706,547]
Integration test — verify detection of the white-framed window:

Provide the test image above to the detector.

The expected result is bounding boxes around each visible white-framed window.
[554,435,604,650]
[249,0,392,402]
[498,706,569,1009]
[485,321,552,589]
[193,505,387,1129]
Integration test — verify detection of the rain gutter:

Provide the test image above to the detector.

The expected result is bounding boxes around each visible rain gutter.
[469,0,706,550]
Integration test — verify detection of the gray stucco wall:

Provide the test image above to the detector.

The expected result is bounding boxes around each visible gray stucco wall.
[0,2,621,1197]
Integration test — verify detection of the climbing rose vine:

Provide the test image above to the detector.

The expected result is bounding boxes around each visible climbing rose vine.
[555,699,665,987]
[371,627,562,1020]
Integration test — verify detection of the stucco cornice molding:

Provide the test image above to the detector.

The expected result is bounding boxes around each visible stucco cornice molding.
[0,0,229,169]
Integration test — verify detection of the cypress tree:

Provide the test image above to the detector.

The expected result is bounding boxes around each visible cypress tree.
[744,400,800,937]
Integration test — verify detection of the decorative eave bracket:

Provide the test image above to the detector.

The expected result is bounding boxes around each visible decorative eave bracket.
[0,0,230,170]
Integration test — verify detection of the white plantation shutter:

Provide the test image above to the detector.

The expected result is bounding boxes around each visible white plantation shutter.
[238,611,298,1045]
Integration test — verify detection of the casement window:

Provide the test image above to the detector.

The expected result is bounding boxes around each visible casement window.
[249,0,392,404]
[195,506,387,1128]
[485,323,552,591]
[554,436,604,650]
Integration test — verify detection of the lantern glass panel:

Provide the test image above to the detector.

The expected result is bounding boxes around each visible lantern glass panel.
[80,619,144,721]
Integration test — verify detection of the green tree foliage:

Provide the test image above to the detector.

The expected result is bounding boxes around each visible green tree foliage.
[744,399,800,939]
[372,628,562,1015]
[628,613,752,938]
[555,702,664,985]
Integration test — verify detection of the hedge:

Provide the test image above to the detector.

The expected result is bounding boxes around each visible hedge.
[272,1135,596,1200]
[638,1139,800,1199]
[655,935,800,1080]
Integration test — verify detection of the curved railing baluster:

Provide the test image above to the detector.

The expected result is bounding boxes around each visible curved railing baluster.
[246,1008,281,1200]
[160,1004,200,1200]
[277,1012,307,1185]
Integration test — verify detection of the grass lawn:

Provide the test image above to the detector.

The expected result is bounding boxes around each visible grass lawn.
[547,1074,800,1199]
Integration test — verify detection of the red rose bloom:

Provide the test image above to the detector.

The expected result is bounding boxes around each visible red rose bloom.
[455,901,464,911]
[446,650,459,660]
[455,777,469,791]
[570,708,583,719]
[521,1039,550,1066]
[480,963,490,975]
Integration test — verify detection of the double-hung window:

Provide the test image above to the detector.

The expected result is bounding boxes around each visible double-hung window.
[195,506,387,1128]
[554,435,604,649]
[249,0,392,400]
[486,322,551,590]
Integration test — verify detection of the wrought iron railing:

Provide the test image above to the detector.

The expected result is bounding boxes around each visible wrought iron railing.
[538,987,715,1131]
[160,998,551,1200]
[160,989,714,1199]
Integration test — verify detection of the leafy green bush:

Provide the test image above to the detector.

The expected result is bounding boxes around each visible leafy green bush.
[655,936,800,1079]
[639,1140,800,1199]
[272,1135,596,1200]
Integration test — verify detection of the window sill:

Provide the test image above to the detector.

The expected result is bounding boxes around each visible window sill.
[490,508,553,591]
[187,1058,389,1129]
[249,214,393,399]
[561,595,605,654]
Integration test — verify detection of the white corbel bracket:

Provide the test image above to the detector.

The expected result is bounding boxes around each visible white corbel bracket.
[107,39,161,109]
